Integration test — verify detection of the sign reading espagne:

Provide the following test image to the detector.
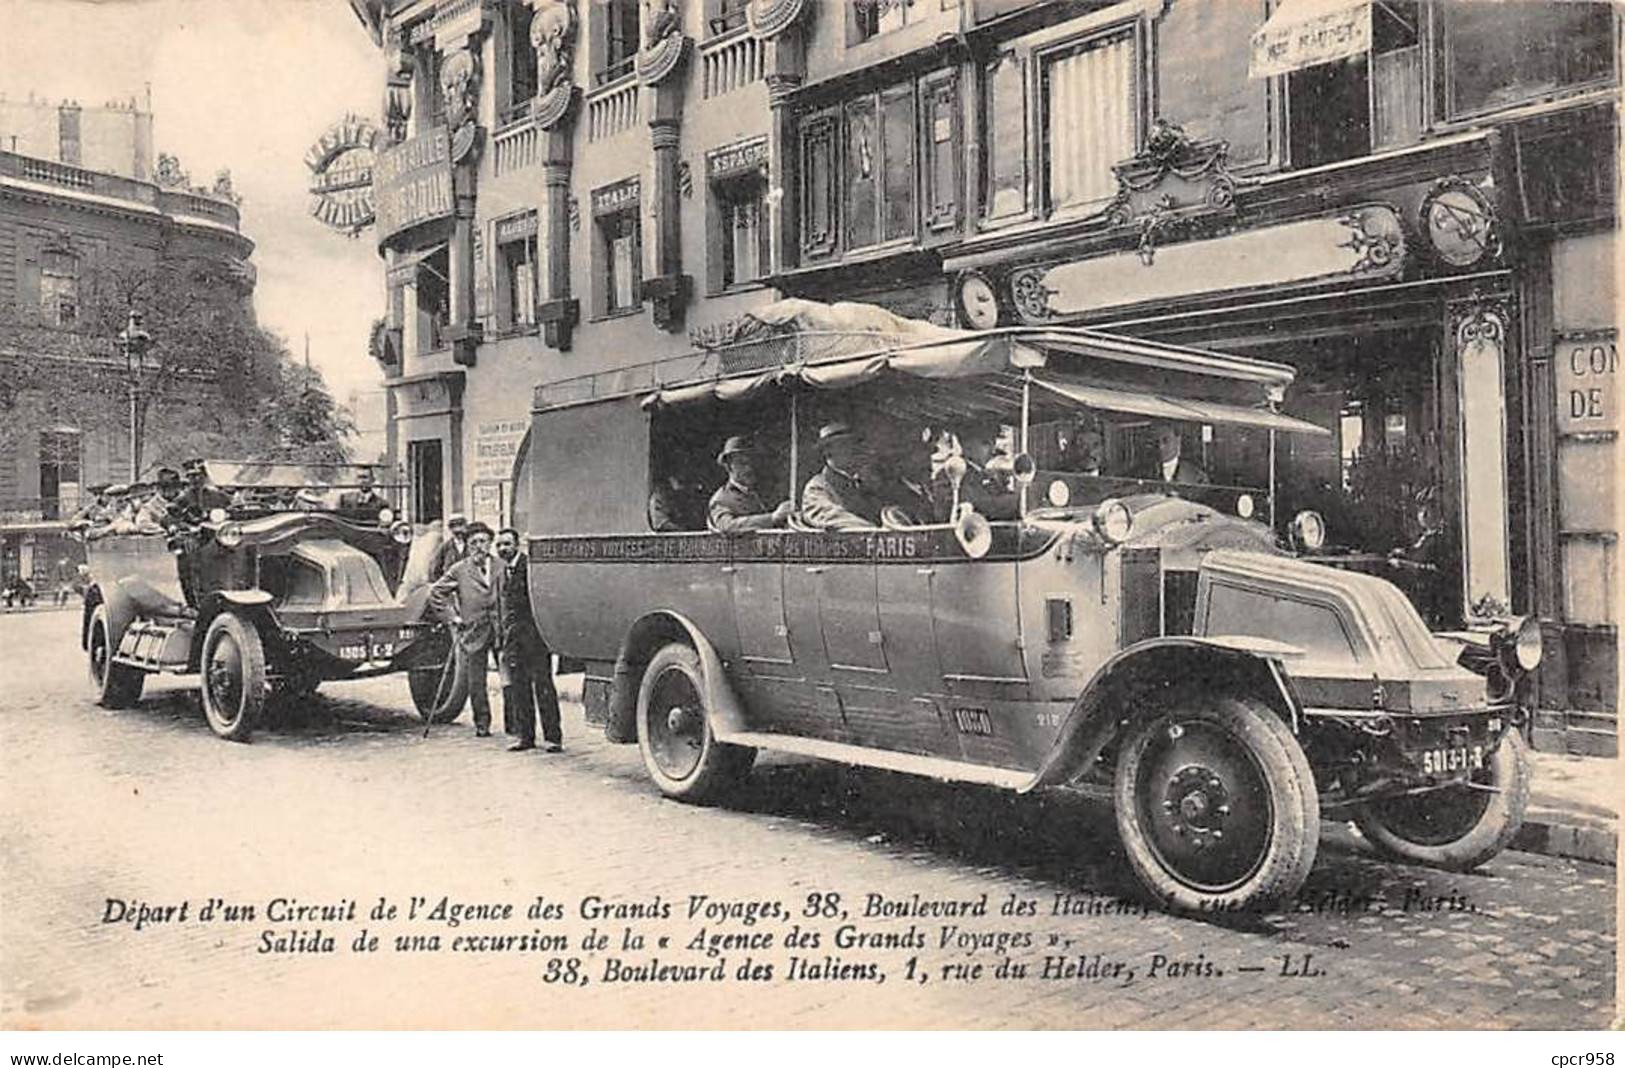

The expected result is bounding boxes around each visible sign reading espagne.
[374,126,454,241]
[306,115,380,236]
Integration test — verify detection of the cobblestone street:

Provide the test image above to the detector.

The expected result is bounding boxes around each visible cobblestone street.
[0,609,1615,1029]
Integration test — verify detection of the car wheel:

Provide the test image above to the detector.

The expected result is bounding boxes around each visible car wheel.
[200,611,267,743]
[1352,730,1530,871]
[635,642,755,803]
[87,603,144,709]
[1114,694,1319,913]
[409,636,468,724]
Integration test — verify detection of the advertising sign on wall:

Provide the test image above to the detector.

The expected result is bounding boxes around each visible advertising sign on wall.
[374,126,453,241]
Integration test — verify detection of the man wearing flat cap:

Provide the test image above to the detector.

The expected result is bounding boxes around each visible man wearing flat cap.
[801,423,885,530]
[175,458,231,525]
[429,513,471,581]
[709,435,794,532]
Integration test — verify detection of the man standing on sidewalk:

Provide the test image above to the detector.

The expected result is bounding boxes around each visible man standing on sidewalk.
[493,527,563,753]
[427,521,498,737]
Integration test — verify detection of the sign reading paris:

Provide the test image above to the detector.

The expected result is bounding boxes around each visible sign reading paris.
[305,115,380,237]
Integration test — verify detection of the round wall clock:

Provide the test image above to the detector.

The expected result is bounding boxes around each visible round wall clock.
[1421,180,1499,268]
[956,271,1000,329]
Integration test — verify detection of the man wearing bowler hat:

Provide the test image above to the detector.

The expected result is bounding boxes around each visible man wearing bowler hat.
[708,435,794,532]
[801,423,885,530]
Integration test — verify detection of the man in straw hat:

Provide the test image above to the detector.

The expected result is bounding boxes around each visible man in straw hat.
[708,434,794,532]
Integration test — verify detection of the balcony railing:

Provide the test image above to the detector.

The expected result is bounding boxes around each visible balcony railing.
[586,76,641,142]
[493,115,540,176]
[701,27,764,99]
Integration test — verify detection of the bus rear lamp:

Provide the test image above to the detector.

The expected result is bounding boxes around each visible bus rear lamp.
[390,520,413,545]
[1291,509,1326,551]
[1092,499,1133,544]
[215,522,243,549]
[1046,479,1071,508]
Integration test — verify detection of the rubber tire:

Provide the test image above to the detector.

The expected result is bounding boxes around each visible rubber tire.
[200,611,266,743]
[635,642,755,803]
[1114,694,1320,913]
[87,603,144,709]
[409,638,469,724]
[1352,730,1531,871]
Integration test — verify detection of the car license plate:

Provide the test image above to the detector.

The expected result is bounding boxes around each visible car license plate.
[338,640,393,661]
[1419,744,1484,776]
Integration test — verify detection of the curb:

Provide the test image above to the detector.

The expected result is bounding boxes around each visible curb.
[1512,811,1617,867]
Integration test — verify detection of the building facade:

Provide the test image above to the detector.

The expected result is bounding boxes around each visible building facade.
[0,95,255,591]
[348,0,1617,751]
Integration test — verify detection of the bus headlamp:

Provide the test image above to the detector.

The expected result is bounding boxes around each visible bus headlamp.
[1092,499,1132,544]
[1291,510,1326,551]
[1236,493,1255,519]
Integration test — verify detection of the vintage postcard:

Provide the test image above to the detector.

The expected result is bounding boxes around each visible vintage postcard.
[0,0,1617,1035]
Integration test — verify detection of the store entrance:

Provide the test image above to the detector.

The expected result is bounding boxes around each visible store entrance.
[1276,328,1459,627]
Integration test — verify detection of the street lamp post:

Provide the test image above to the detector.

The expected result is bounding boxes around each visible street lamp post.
[115,309,152,481]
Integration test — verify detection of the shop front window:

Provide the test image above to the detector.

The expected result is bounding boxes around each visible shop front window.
[1442,0,1615,120]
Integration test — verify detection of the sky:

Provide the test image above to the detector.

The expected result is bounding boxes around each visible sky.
[2,0,387,409]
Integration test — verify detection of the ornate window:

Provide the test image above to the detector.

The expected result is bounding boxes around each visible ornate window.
[707,138,771,291]
[496,211,540,330]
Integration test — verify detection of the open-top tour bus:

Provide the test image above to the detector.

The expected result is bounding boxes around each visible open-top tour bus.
[80,460,467,741]
[521,300,1536,912]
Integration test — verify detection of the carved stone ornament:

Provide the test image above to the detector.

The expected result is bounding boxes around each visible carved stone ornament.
[1421,176,1502,270]
[530,0,579,130]
[746,0,806,39]
[154,152,189,189]
[1009,267,1057,323]
[1334,204,1407,276]
[1102,118,1238,262]
[637,0,689,86]
[440,45,483,163]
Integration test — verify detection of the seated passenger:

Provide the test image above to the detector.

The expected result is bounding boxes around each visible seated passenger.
[133,468,186,532]
[174,458,232,524]
[708,435,793,532]
[934,422,1019,520]
[801,423,885,530]
[1139,421,1209,485]
[873,426,939,525]
[1057,419,1107,477]
[648,472,706,532]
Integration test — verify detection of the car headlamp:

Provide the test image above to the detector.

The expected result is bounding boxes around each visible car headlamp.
[1046,479,1071,508]
[1495,615,1543,674]
[1291,510,1326,551]
[215,522,243,549]
[378,507,394,525]
[208,507,228,525]
[390,520,413,545]
[1236,493,1255,519]
[1092,499,1133,544]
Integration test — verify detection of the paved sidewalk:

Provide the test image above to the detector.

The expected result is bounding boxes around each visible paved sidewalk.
[1517,749,1619,866]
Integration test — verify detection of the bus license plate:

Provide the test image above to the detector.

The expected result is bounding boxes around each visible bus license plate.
[1419,745,1484,776]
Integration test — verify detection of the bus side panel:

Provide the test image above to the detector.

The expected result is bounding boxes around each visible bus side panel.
[528,397,650,537]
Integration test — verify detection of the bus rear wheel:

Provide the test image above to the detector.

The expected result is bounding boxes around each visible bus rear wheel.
[635,642,754,803]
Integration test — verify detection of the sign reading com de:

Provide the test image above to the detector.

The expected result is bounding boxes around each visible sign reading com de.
[373,126,454,242]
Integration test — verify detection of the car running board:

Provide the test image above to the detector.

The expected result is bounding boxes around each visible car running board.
[717,731,1032,790]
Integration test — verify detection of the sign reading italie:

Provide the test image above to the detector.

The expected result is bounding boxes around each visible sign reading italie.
[305,115,379,236]
[374,125,454,240]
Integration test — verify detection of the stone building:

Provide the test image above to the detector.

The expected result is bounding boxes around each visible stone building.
[347,0,1616,751]
[0,94,255,590]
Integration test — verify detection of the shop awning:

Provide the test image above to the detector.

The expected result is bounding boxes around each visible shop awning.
[1031,374,1330,436]
[385,244,449,286]
[1249,0,1371,80]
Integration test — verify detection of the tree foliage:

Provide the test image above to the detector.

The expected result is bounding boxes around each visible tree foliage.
[0,253,353,478]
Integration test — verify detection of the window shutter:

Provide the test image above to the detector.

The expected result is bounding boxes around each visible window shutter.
[1045,30,1136,214]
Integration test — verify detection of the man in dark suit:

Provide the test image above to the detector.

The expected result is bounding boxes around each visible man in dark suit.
[1141,421,1210,485]
[801,423,886,530]
[427,521,498,737]
[493,527,562,752]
